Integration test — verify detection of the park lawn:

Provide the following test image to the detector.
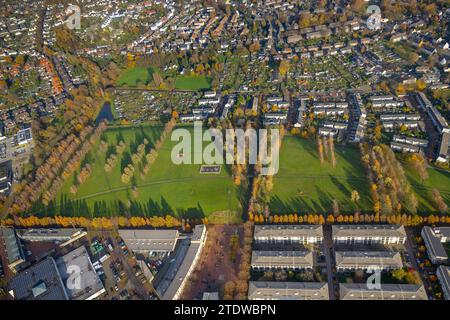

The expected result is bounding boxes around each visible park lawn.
[52,126,240,219]
[269,136,372,214]
[116,67,154,86]
[402,163,450,213]
[174,75,212,90]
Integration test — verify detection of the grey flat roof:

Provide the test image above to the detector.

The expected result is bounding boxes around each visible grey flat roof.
[340,283,427,300]
[254,225,323,239]
[158,226,206,300]
[9,257,68,300]
[335,251,403,269]
[17,228,84,241]
[0,226,24,265]
[437,266,450,300]
[248,281,329,300]
[332,224,406,238]
[56,245,105,300]
[422,226,449,261]
[118,229,179,252]
[251,251,313,268]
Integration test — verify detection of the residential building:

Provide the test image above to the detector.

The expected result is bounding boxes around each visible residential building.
[339,283,427,300]
[248,281,329,300]
[437,132,450,163]
[0,226,25,272]
[17,228,87,247]
[335,251,403,271]
[157,225,207,300]
[251,250,314,271]
[332,225,407,245]
[392,135,428,148]
[427,105,450,134]
[437,265,450,300]
[0,160,13,195]
[253,225,323,244]
[390,142,420,153]
[421,226,450,264]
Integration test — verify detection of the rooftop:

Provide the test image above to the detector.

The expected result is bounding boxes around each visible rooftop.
[118,229,179,253]
[339,283,427,300]
[251,250,313,268]
[157,225,206,300]
[0,226,25,267]
[332,224,406,238]
[56,245,105,300]
[422,226,450,261]
[335,251,403,269]
[437,265,450,300]
[254,224,323,239]
[9,257,68,300]
[17,228,85,241]
[248,281,329,300]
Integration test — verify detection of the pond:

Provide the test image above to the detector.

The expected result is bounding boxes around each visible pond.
[95,102,114,124]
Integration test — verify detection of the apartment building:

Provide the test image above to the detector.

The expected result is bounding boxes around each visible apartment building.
[253,225,323,244]
[335,251,403,271]
[339,283,427,300]
[251,250,314,271]
[421,226,450,264]
[332,225,407,245]
[248,281,329,300]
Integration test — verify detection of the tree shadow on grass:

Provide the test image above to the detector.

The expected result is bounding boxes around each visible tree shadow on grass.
[300,138,320,161]
[176,203,205,219]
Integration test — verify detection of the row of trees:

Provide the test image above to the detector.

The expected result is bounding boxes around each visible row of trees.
[249,212,450,226]
[317,135,337,168]
[1,214,182,229]
[361,143,419,215]
[10,121,106,214]
[223,222,253,300]
[42,122,107,205]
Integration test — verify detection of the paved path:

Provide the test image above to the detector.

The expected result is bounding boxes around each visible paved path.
[405,228,432,299]
[323,225,336,300]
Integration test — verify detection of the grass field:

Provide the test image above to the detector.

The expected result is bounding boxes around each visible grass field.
[402,162,450,212]
[116,67,154,86]
[269,136,372,214]
[174,75,212,90]
[42,125,240,219]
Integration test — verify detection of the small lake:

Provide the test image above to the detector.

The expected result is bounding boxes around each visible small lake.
[95,102,114,124]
